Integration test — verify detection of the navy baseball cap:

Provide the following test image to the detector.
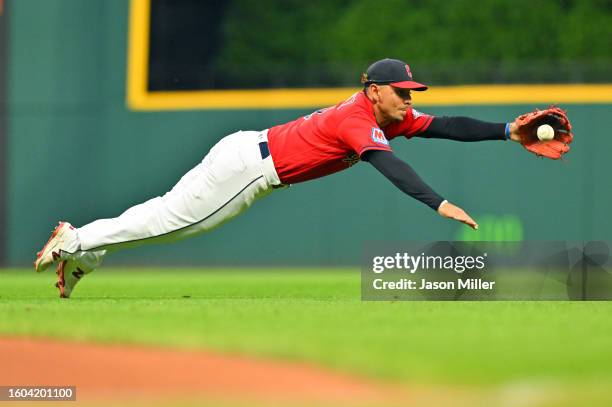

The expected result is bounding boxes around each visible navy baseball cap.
[362,58,428,91]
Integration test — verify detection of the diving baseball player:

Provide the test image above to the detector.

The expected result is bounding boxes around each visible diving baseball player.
[34,58,573,298]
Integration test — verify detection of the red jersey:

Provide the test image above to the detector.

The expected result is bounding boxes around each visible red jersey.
[267,91,434,184]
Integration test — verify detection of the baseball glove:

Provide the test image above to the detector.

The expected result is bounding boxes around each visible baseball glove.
[512,106,573,159]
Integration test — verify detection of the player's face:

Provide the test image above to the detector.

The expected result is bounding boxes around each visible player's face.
[374,85,412,124]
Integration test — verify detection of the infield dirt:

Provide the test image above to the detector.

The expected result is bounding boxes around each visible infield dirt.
[1,336,408,407]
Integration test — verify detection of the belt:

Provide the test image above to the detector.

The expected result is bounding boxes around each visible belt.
[259,141,270,159]
[258,139,287,189]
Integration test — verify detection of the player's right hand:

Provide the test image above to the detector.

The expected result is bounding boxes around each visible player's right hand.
[437,201,479,230]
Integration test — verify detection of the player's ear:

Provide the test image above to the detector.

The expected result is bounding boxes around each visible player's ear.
[366,84,381,102]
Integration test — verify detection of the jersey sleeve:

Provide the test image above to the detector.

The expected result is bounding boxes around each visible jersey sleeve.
[337,113,393,157]
[385,108,435,139]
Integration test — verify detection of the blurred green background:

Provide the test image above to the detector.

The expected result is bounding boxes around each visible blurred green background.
[211,0,612,87]
[150,0,612,88]
[2,0,611,266]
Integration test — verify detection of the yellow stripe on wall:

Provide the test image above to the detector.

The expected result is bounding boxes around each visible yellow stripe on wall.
[126,0,150,109]
[419,84,612,106]
[127,85,612,111]
[126,0,612,111]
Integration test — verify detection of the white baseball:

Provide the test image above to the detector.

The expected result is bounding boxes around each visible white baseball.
[537,124,555,141]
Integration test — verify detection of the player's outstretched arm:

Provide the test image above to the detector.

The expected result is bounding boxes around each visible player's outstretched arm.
[362,150,478,230]
[419,117,507,142]
[418,110,572,160]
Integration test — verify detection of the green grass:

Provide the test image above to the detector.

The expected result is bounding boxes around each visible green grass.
[1,268,612,391]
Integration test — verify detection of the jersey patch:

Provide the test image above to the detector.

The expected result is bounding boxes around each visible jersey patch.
[412,109,424,118]
[371,128,389,145]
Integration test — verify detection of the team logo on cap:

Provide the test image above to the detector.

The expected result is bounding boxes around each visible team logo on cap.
[371,128,389,145]
[405,64,412,78]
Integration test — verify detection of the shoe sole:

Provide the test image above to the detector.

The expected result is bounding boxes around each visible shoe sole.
[57,262,86,299]
[56,260,67,298]
[34,222,71,273]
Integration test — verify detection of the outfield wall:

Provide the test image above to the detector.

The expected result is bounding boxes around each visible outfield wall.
[6,1,612,266]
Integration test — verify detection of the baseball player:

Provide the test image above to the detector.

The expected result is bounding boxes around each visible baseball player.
[34,58,573,298]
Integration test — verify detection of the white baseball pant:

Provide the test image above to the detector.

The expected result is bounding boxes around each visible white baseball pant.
[69,130,283,269]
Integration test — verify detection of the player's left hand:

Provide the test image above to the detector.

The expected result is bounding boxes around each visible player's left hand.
[437,201,479,230]
[509,106,573,159]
